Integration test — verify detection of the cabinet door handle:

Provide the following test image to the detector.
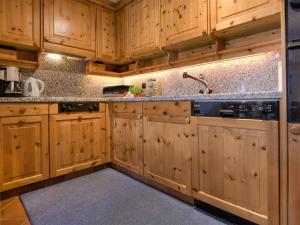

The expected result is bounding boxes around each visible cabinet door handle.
[290,126,300,135]
[19,108,26,114]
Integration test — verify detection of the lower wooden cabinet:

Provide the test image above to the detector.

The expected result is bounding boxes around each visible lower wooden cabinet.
[288,124,300,225]
[112,110,143,176]
[0,115,49,192]
[143,114,196,196]
[50,113,107,177]
[192,117,279,225]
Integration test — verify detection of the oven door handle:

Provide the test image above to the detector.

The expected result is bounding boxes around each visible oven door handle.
[288,41,300,49]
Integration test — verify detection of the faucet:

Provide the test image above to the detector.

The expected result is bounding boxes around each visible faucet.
[182,72,213,94]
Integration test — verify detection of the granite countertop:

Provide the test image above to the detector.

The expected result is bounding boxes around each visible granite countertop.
[0,91,282,103]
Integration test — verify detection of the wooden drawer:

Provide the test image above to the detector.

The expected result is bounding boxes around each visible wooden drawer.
[143,101,191,116]
[0,104,49,117]
[112,102,142,114]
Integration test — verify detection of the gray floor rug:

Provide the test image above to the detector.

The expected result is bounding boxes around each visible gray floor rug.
[21,168,229,225]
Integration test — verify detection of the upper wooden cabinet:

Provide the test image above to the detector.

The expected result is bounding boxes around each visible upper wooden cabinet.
[96,6,116,63]
[43,0,96,58]
[128,0,163,60]
[116,6,131,64]
[161,0,209,51]
[192,117,279,225]
[0,0,41,49]
[210,0,280,37]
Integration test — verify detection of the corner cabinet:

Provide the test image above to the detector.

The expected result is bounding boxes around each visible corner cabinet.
[143,102,196,196]
[111,103,144,176]
[192,117,279,225]
[96,6,116,63]
[161,0,209,50]
[50,105,107,177]
[116,6,131,64]
[128,0,163,60]
[43,0,96,58]
[0,104,49,192]
[0,0,41,49]
[210,0,281,37]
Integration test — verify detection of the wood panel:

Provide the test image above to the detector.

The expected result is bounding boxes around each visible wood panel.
[0,115,49,192]
[0,104,48,117]
[288,124,300,225]
[44,0,96,55]
[112,102,142,114]
[116,5,131,63]
[0,0,40,49]
[143,101,191,116]
[112,112,143,175]
[50,113,107,177]
[143,114,196,196]
[210,0,281,36]
[192,117,279,225]
[96,6,116,63]
[128,0,163,59]
[161,0,209,50]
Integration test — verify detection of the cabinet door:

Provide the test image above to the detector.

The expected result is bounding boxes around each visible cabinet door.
[0,0,40,49]
[129,0,162,59]
[44,0,96,52]
[211,0,280,32]
[143,115,196,196]
[112,113,143,176]
[50,113,106,177]
[192,118,279,225]
[288,124,300,225]
[116,6,131,63]
[96,6,116,63]
[0,116,49,192]
[161,0,208,49]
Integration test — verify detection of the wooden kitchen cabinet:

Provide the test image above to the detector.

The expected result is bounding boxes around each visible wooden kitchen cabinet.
[143,101,196,196]
[210,0,280,38]
[288,124,300,225]
[111,103,143,176]
[0,115,49,192]
[128,0,163,60]
[96,6,116,63]
[50,112,107,177]
[116,6,131,64]
[192,117,279,225]
[43,0,96,58]
[0,0,41,49]
[161,0,209,51]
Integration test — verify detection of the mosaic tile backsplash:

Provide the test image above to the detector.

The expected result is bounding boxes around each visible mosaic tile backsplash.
[22,52,280,97]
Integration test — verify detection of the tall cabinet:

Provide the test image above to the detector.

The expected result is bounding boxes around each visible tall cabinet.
[0,0,41,49]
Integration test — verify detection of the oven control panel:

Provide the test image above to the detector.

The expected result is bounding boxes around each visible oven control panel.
[192,101,279,121]
[58,102,100,113]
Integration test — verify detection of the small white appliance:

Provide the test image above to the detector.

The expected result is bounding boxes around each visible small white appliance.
[23,77,45,97]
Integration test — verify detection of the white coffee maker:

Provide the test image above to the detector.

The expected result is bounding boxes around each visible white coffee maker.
[4,67,23,96]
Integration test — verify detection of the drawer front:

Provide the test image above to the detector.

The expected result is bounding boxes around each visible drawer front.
[0,104,49,117]
[143,101,191,116]
[112,102,142,114]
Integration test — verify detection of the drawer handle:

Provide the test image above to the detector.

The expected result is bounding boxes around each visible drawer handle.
[18,120,25,125]
[290,126,300,135]
[78,116,83,121]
